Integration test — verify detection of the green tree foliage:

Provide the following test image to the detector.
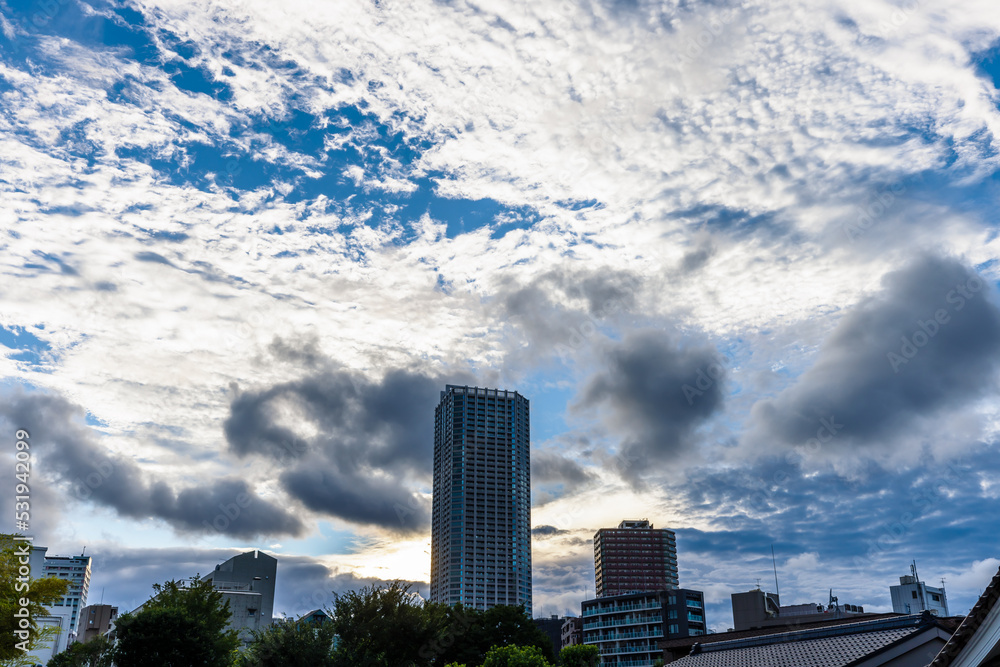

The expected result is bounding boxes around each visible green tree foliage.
[481,645,552,667]
[558,644,599,667]
[0,535,69,666]
[236,617,337,667]
[114,578,238,667]
[45,636,114,667]
[328,581,448,667]
[434,605,555,666]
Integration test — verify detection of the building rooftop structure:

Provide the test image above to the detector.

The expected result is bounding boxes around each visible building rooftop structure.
[890,562,950,617]
[929,564,1000,667]
[665,613,959,667]
[731,588,869,631]
[200,549,277,646]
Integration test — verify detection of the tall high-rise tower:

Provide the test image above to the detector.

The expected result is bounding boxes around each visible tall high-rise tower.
[430,385,531,613]
[594,519,678,597]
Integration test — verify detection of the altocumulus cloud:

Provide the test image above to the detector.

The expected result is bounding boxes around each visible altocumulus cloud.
[750,254,1000,454]
[224,362,474,533]
[0,388,305,539]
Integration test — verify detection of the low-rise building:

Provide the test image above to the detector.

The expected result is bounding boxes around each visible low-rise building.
[731,588,869,631]
[562,616,583,649]
[201,549,277,646]
[533,615,565,656]
[891,563,949,616]
[78,604,117,642]
[666,613,957,666]
[583,589,707,666]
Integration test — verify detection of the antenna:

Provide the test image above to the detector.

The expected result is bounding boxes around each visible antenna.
[755,578,762,590]
[771,544,780,597]
[100,587,104,605]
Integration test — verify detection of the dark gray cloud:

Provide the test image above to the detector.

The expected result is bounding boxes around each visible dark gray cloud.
[575,330,726,474]
[532,451,595,488]
[0,388,305,539]
[750,255,1000,449]
[671,445,1000,628]
[224,361,474,533]
[681,245,715,273]
[497,268,640,365]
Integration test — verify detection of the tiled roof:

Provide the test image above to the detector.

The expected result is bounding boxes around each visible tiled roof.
[668,615,936,667]
[929,566,1000,667]
[669,628,917,667]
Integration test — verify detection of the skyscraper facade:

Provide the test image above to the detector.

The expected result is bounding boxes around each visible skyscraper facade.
[594,519,678,597]
[42,552,92,639]
[430,385,531,613]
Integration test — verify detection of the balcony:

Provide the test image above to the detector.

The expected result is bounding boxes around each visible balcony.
[582,615,662,630]
[582,600,661,616]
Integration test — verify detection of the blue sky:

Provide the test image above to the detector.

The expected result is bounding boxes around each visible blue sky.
[1,0,1000,633]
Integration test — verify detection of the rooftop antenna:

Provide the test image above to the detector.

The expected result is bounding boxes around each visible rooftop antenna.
[755,578,762,590]
[771,544,780,597]
[82,546,86,557]
[100,587,104,605]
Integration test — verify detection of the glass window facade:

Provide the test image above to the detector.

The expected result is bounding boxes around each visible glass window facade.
[429,385,531,614]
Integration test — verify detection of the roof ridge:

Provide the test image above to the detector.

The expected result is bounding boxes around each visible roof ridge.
[929,565,1000,667]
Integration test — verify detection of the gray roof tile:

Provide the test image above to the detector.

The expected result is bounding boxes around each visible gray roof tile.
[669,626,919,667]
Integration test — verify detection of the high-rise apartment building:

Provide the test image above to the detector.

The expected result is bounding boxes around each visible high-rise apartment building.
[26,546,92,659]
[429,385,531,613]
[594,519,678,597]
[41,551,92,639]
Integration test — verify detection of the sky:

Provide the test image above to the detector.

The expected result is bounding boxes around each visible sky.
[1,0,1000,634]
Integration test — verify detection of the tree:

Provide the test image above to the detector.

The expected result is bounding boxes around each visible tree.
[558,645,599,667]
[0,534,69,666]
[481,645,552,667]
[328,581,448,667]
[236,617,337,667]
[434,605,555,667]
[478,606,554,665]
[45,636,114,667]
[114,578,238,667]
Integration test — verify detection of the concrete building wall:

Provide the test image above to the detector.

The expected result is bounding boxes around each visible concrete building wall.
[222,591,266,646]
[562,616,583,649]
[890,575,949,616]
[79,604,117,642]
[203,549,277,626]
